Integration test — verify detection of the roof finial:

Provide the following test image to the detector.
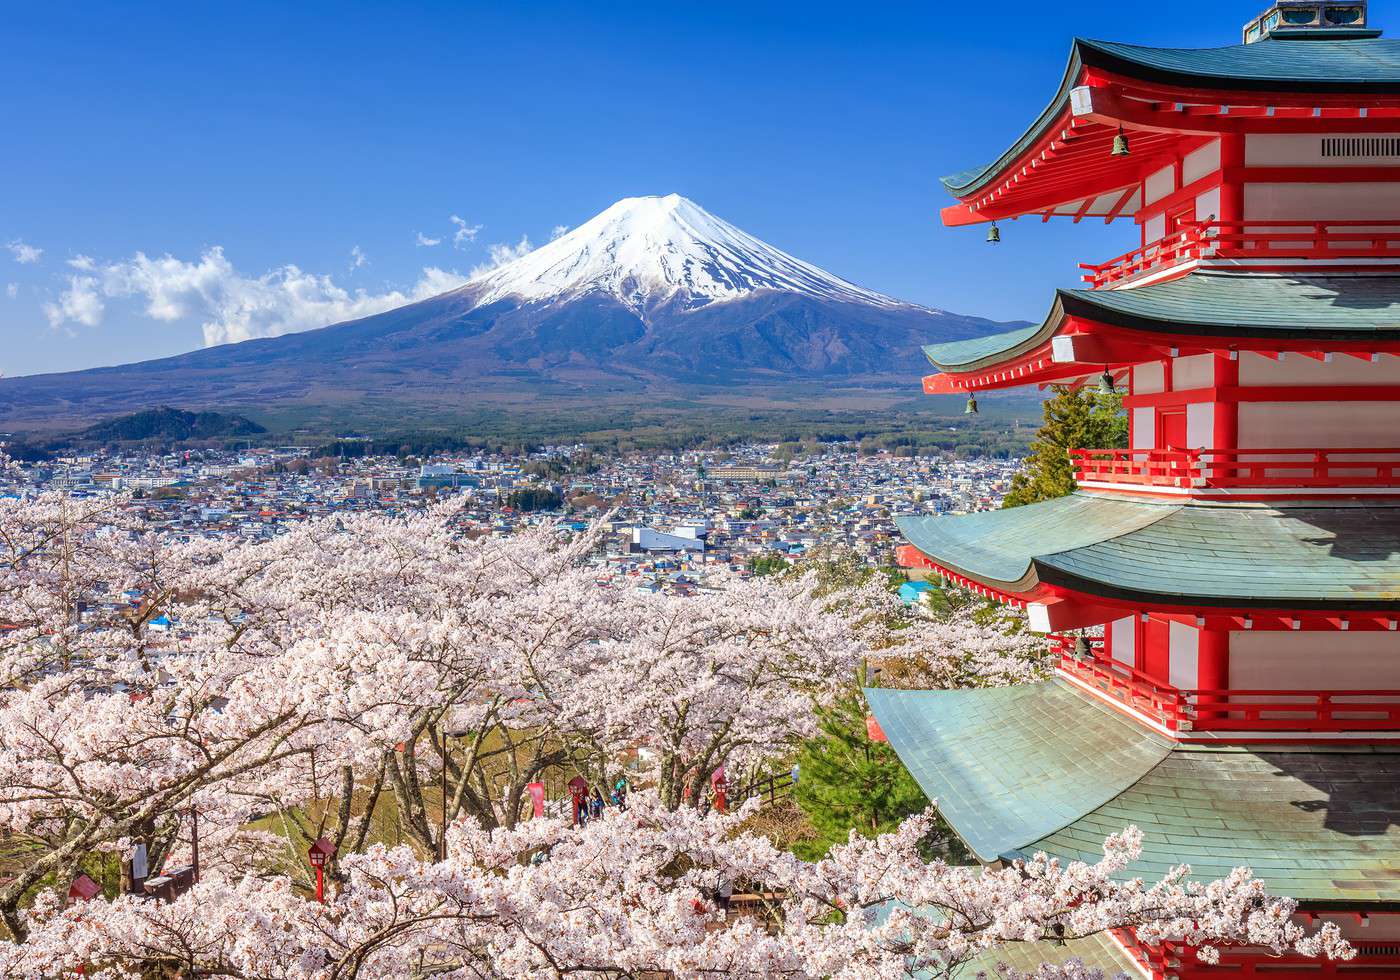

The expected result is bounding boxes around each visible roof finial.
[1243,1,1374,43]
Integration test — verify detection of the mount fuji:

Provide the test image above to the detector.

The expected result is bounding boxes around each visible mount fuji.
[0,194,1020,430]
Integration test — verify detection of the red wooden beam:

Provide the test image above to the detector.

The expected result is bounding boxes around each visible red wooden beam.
[1103,186,1137,224]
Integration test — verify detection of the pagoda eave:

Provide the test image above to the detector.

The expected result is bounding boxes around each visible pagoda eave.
[945,41,1400,224]
[896,498,1400,622]
[923,273,1400,391]
[866,683,1400,903]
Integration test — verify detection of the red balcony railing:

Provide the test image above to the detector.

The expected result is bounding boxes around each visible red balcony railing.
[1072,447,1400,491]
[1055,646,1400,734]
[1051,636,1192,729]
[1080,228,1207,288]
[1081,219,1400,289]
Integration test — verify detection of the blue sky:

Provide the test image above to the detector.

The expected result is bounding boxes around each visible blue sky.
[3,0,1381,376]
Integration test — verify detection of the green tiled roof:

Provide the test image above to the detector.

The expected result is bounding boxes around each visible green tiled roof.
[920,324,1043,372]
[944,37,1400,196]
[1061,273,1400,338]
[895,495,1170,588]
[957,931,1144,979]
[922,273,1400,373]
[1024,746,1400,904]
[864,683,1172,862]
[870,682,1400,905]
[872,901,1145,978]
[899,495,1400,609]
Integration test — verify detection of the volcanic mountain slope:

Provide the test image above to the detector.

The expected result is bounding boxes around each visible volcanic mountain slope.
[0,194,1021,427]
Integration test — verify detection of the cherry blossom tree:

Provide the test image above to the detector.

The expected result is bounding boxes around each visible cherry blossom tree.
[580,570,871,809]
[0,491,1354,976]
[0,795,1350,979]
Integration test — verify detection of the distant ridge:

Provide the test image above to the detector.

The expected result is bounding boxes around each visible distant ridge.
[80,407,266,443]
[0,195,1024,430]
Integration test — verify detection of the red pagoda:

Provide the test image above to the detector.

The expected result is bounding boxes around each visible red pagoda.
[868,3,1400,976]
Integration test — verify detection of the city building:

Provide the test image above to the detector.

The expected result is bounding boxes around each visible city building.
[870,5,1400,976]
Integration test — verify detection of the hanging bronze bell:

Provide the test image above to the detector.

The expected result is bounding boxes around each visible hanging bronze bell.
[964,395,978,415]
[986,222,1000,243]
[1111,127,1130,157]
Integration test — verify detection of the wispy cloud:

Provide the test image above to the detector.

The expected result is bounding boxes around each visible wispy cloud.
[349,245,368,270]
[415,232,442,247]
[5,284,17,299]
[450,215,483,248]
[470,236,534,277]
[550,225,569,241]
[43,247,470,346]
[68,254,96,270]
[45,275,104,328]
[6,240,42,264]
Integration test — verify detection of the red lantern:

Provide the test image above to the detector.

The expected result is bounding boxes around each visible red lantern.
[307,837,336,904]
[526,781,545,819]
[711,767,727,814]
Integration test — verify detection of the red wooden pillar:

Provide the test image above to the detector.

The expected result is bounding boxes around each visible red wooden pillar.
[1142,617,1170,684]
[1213,353,1239,453]
[1219,134,1245,225]
[1197,627,1231,722]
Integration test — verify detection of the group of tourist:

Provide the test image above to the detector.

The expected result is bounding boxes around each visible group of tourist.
[574,779,628,826]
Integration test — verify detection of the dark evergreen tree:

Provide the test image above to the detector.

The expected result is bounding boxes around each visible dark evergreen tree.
[1002,385,1127,508]
[791,692,929,860]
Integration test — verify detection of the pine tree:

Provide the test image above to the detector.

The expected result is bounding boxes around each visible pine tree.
[791,692,929,860]
[1002,385,1128,508]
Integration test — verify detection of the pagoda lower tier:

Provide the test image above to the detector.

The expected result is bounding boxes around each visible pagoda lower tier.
[866,681,1400,977]
[895,493,1400,741]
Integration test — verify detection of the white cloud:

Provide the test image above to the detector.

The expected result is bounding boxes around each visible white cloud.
[450,215,483,248]
[470,236,534,277]
[6,284,17,299]
[44,275,103,328]
[349,245,368,270]
[68,254,96,270]
[6,240,42,264]
[416,232,442,247]
[550,225,569,241]
[41,246,471,346]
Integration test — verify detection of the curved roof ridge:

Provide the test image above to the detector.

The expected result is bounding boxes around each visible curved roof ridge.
[1016,745,1400,902]
[921,273,1400,375]
[942,36,1400,198]
[864,680,1175,863]
[895,495,1176,590]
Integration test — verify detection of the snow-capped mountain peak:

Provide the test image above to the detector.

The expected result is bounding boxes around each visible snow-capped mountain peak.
[464,194,922,315]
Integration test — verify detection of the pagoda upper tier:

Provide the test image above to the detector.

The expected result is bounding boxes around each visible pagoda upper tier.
[943,32,1400,231]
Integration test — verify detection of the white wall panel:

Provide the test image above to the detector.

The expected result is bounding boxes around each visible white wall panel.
[1231,631,1400,689]
[1131,407,1156,449]
[1183,139,1221,184]
[1133,361,1165,394]
[1196,186,1221,222]
[1144,212,1166,244]
[1144,165,1176,205]
[1246,133,1400,166]
[1245,182,1400,220]
[1168,621,1199,690]
[1186,402,1214,449]
[1110,616,1136,667]
[1238,402,1400,447]
[1172,353,1215,390]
